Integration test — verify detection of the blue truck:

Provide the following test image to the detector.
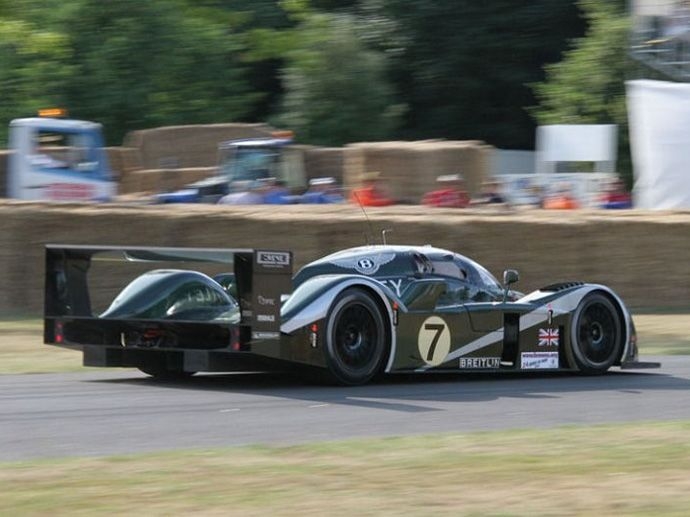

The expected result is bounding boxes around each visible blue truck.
[156,132,307,203]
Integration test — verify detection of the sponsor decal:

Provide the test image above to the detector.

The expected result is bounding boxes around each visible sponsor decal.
[329,252,396,275]
[417,316,451,367]
[382,278,404,297]
[521,351,559,369]
[47,182,96,201]
[257,314,275,323]
[459,357,500,369]
[257,295,275,306]
[252,331,279,340]
[257,251,290,267]
[538,327,559,347]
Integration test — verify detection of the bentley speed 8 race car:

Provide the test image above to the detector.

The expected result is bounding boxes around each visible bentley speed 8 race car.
[44,244,659,385]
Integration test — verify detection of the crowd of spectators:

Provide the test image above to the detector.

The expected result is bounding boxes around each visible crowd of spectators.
[215,172,634,210]
[218,176,344,205]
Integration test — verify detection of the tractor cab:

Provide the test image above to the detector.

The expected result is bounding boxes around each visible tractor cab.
[156,132,306,204]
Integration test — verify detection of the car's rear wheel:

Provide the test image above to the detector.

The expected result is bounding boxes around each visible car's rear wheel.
[570,293,623,374]
[324,288,388,385]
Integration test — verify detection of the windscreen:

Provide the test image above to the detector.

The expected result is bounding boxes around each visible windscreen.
[219,146,280,182]
[31,129,101,174]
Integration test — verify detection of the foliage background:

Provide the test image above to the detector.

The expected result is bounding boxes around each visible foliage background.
[0,0,635,178]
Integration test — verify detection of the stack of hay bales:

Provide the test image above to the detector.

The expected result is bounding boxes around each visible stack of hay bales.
[110,128,493,200]
[114,123,279,194]
[343,140,493,203]
[105,147,140,183]
[303,146,347,185]
[123,123,277,169]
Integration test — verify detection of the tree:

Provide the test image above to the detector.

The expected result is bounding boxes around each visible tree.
[531,0,632,184]
[376,1,587,149]
[0,17,74,144]
[53,0,256,144]
[274,10,403,146]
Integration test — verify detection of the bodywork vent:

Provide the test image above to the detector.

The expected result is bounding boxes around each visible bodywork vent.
[540,281,585,292]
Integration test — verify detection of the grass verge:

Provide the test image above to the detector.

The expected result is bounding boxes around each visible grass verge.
[2,421,690,516]
[0,319,85,374]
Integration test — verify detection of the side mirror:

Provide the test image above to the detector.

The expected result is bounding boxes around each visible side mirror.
[503,269,519,286]
[502,269,519,302]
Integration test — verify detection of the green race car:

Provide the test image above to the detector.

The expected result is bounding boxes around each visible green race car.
[44,244,659,385]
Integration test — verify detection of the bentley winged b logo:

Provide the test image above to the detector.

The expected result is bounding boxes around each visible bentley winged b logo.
[329,252,396,275]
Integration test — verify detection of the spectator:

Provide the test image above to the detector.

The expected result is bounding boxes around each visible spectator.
[525,184,545,209]
[349,171,395,207]
[422,174,470,208]
[600,178,632,209]
[262,178,296,204]
[472,179,506,206]
[217,180,263,205]
[301,177,345,204]
[543,182,580,210]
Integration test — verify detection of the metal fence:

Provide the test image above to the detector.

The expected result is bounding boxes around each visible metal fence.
[630,0,690,81]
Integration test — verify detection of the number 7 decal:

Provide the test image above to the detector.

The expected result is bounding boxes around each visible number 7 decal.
[417,316,451,366]
[424,323,445,361]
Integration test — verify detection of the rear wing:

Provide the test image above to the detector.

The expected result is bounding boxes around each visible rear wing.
[44,244,293,347]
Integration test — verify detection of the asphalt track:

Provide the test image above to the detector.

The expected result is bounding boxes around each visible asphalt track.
[1,355,688,462]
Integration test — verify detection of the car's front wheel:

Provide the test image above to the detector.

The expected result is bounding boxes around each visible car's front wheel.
[324,288,388,385]
[570,293,623,374]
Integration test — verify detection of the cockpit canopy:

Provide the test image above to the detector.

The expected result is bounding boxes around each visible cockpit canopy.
[293,245,503,295]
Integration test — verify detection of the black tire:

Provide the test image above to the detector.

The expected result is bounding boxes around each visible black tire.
[324,288,388,385]
[570,293,623,375]
[138,361,196,381]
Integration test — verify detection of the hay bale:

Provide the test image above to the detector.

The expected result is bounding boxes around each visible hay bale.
[303,147,347,184]
[121,167,215,194]
[107,147,144,193]
[343,140,493,202]
[105,146,143,183]
[122,123,277,170]
[2,203,690,313]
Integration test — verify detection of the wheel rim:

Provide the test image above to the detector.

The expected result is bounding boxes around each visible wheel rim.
[577,301,618,365]
[333,303,379,374]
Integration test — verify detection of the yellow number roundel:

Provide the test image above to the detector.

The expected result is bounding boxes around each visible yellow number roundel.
[417,316,451,366]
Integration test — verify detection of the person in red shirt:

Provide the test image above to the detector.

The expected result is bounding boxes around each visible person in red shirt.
[422,174,470,208]
[349,171,396,207]
[600,178,632,209]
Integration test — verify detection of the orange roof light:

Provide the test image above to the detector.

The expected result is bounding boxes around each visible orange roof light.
[271,130,294,139]
[38,108,68,118]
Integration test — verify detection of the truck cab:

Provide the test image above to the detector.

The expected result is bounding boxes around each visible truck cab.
[156,133,306,204]
[7,111,115,202]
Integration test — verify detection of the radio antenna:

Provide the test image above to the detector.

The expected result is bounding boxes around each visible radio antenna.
[382,228,393,245]
[353,192,374,245]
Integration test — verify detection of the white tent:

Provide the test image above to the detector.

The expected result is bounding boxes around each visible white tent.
[627,79,690,209]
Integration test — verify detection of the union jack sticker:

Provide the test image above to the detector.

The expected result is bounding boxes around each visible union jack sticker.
[538,327,559,347]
